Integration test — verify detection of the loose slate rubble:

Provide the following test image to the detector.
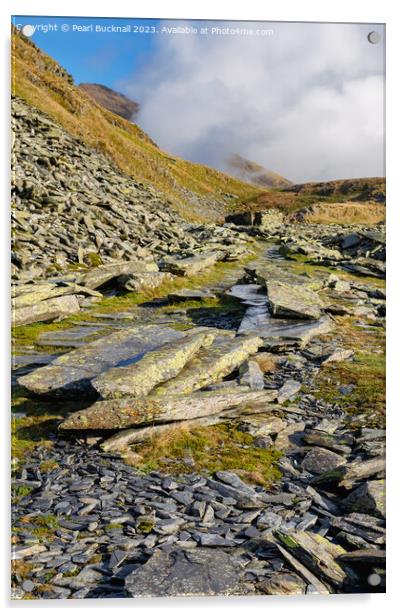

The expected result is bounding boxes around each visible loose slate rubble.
[12,98,252,284]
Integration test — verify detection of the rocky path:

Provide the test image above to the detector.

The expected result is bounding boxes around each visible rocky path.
[11,234,386,599]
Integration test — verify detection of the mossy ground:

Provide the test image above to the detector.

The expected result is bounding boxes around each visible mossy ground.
[127,423,282,487]
[286,254,386,288]
[309,312,385,427]
[11,385,85,468]
[12,319,78,348]
[311,350,385,427]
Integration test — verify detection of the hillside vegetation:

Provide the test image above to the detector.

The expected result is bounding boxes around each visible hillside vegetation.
[11,29,262,222]
[237,176,385,224]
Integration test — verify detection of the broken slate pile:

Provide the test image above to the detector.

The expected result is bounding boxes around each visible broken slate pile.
[226,215,385,280]
[11,412,385,598]
[11,95,253,331]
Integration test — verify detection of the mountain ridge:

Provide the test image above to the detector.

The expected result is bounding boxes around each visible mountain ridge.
[227,154,293,189]
[78,83,140,121]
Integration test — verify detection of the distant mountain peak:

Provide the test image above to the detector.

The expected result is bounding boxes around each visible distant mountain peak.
[78,83,139,121]
[227,154,293,189]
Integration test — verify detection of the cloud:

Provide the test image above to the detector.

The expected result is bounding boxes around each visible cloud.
[121,21,385,182]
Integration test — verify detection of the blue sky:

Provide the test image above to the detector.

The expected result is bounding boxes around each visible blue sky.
[12,16,159,88]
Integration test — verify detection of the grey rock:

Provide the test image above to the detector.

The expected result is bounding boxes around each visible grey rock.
[301,447,347,475]
[277,379,302,403]
[341,480,385,517]
[238,360,265,390]
[21,580,35,592]
[125,548,241,596]
[19,325,185,396]
[13,294,80,327]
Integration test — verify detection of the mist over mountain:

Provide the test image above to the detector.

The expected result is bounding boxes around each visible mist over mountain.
[121,22,385,183]
[227,154,293,189]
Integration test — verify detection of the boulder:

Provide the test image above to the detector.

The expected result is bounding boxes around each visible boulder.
[13,294,80,326]
[117,271,174,293]
[92,330,216,399]
[160,251,222,277]
[274,422,306,452]
[239,314,334,350]
[266,281,323,320]
[12,283,62,308]
[273,530,350,589]
[152,335,262,396]
[301,447,347,475]
[238,359,265,390]
[59,387,277,431]
[312,456,385,489]
[277,379,302,403]
[125,548,241,597]
[341,480,385,517]
[76,260,158,290]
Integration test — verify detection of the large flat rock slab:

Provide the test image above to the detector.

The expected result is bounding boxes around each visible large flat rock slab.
[75,260,158,290]
[59,387,277,430]
[152,334,262,396]
[18,325,185,396]
[125,548,241,597]
[13,294,80,327]
[92,330,216,399]
[160,251,222,277]
[266,281,322,320]
[239,315,334,349]
[245,264,323,319]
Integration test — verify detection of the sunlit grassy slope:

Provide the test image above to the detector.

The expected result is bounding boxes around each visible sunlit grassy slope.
[11,28,262,222]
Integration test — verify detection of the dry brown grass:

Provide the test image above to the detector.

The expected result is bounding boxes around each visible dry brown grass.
[128,423,282,485]
[293,201,385,224]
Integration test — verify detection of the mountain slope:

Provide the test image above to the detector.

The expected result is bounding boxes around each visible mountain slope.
[227,154,293,189]
[78,83,139,121]
[11,29,262,222]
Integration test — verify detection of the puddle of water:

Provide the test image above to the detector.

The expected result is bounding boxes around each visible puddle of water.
[116,352,145,367]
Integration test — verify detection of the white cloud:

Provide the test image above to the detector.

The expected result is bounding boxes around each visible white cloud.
[121,21,385,182]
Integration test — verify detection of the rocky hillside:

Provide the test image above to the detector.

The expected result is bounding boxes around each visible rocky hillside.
[227,154,293,189]
[78,83,139,121]
[11,97,253,284]
[11,29,262,222]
